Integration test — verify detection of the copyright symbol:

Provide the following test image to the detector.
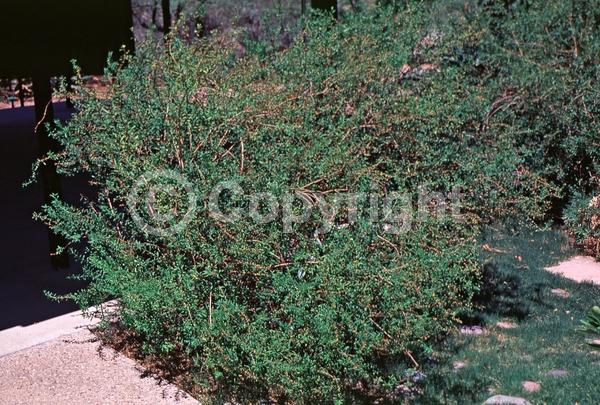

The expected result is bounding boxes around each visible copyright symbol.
[126,169,197,237]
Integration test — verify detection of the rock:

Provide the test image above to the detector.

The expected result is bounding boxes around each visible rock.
[460,325,485,335]
[550,288,570,298]
[496,321,518,329]
[483,395,532,405]
[453,360,467,371]
[546,369,568,377]
[522,381,541,393]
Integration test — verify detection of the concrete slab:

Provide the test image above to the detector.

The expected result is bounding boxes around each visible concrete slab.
[0,309,95,358]
[545,255,600,285]
[0,329,199,405]
[0,301,116,358]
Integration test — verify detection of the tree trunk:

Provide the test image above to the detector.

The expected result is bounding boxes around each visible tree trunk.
[311,0,337,18]
[32,76,69,269]
[162,0,171,34]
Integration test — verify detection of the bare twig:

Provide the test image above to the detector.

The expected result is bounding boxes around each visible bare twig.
[34,100,52,133]
[239,139,245,173]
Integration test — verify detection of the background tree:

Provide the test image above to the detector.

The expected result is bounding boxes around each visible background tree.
[310,0,337,18]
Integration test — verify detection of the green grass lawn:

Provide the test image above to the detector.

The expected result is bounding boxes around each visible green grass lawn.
[419,226,600,404]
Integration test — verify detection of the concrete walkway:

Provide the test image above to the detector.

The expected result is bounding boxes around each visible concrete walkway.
[0,330,198,405]
[0,308,199,405]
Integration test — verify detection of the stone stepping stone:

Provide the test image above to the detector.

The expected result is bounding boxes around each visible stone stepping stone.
[522,381,541,393]
[546,369,568,377]
[460,325,485,335]
[496,321,518,329]
[550,288,570,298]
[484,395,532,405]
[545,256,600,285]
[453,360,467,371]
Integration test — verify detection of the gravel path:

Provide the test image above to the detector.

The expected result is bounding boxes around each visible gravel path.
[0,330,198,405]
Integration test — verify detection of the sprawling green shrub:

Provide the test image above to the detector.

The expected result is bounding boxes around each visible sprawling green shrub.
[37,1,599,402]
[475,0,600,211]
[565,192,600,257]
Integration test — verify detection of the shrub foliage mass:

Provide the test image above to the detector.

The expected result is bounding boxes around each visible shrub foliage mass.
[39,1,599,402]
